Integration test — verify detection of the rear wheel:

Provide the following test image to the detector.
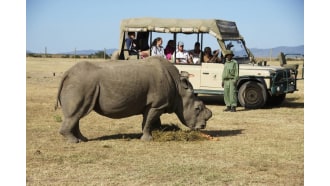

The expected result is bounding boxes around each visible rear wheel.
[238,81,267,109]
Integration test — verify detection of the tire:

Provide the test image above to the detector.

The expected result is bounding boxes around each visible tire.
[267,94,286,107]
[238,81,267,109]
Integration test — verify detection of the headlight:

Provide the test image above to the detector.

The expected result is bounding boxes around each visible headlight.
[276,86,281,92]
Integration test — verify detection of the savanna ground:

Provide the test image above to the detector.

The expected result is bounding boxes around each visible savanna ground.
[26,57,304,185]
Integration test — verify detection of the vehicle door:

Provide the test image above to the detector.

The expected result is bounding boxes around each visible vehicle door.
[200,63,224,88]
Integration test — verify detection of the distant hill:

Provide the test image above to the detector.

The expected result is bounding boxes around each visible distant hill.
[57,48,118,55]
[249,45,304,58]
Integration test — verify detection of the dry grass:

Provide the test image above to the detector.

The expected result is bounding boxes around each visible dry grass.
[26,57,304,185]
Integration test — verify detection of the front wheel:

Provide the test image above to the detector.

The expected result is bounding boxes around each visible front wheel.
[238,81,267,109]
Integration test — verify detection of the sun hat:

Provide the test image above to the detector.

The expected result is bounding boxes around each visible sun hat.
[224,50,234,57]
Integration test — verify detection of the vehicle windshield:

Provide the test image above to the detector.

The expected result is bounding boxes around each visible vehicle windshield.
[224,40,250,64]
[224,40,248,58]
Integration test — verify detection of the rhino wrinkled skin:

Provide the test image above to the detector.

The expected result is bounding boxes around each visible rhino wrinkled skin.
[55,56,212,143]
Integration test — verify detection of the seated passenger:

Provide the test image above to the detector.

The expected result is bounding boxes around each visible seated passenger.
[125,32,138,55]
[136,32,150,58]
[175,41,192,64]
[150,37,166,58]
[164,40,175,60]
[203,47,221,63]
[189,42,202,64]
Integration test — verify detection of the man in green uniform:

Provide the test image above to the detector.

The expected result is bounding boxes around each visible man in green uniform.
[222,50,239,112]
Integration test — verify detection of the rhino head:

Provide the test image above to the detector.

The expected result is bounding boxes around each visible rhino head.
[175,74,212,130]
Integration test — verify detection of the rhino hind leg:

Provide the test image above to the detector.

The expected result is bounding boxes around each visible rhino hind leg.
[58,84,99,143]
[59,118,85,143]
[151,118,161,130]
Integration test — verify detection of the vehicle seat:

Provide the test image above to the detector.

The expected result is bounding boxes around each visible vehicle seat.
[279,52,299,70]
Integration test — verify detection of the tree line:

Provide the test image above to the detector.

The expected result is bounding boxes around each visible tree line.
[26,51,111,59]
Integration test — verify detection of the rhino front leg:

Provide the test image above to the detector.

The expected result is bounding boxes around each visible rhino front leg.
[142,117,161,131]
[141,108,163,141]
[59,117,81,143]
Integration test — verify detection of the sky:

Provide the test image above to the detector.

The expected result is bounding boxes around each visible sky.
[26,0,304,54]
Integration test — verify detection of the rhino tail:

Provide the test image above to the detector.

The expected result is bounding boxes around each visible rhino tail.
[54,72,69,111]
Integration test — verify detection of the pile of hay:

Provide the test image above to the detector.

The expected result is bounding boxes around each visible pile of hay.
[151,124,219,142]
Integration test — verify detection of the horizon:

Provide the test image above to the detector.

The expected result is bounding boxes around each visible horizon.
[26,44,304,58]
[26,44,305,54]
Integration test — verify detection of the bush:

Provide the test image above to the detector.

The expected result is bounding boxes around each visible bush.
[27,53,42,58]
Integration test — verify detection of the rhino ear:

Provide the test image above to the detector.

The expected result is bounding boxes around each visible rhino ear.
[180,71,190,89]
[180,71,194,79]
[180,76,189,89]
[180,71,194,91]
[180,71,190,79]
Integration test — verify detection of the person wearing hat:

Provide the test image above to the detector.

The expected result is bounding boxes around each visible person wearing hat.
[125,32,138,55]
[175,41,192,64]
[222,50,239,112]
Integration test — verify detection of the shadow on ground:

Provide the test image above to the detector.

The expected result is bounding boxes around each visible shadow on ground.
[202,129,244,137]
[199,94,304,109]
[89,124,244,141]
[262,97,304,109]
[198,95,225,105]
[278,98,304,108]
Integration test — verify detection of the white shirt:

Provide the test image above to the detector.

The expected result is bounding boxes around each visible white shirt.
[175,50,190,63]
[151,46,166,58]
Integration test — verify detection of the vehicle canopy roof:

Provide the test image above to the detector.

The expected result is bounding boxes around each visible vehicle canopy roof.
[118,17,244,49]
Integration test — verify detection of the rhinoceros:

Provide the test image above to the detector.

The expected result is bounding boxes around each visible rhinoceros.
[55,56,212,143]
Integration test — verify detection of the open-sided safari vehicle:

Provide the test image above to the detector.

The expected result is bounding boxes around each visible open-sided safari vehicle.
[111,17,299,109]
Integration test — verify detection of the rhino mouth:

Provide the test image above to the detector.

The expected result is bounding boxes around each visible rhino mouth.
[193,121,206,130]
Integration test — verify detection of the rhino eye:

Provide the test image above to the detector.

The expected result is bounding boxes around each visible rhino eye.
[195,104,202,113]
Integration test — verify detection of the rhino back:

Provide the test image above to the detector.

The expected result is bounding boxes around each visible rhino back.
[91,58,179,117]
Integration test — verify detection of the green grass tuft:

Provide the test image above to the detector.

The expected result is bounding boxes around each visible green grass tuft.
[53,115,62,122]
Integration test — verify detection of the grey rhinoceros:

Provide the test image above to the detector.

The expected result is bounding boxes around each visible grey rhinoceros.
[55,56,212,143]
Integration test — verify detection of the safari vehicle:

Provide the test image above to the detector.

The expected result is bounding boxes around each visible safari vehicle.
[111,17,299,109]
